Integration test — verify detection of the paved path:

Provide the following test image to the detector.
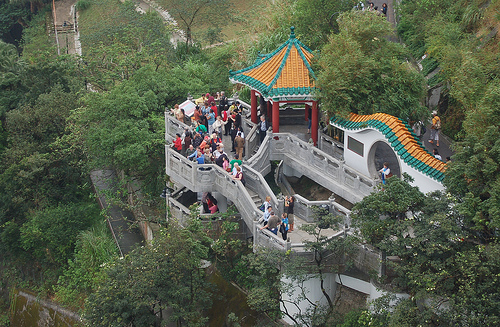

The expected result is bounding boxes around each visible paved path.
[90,170,144,256]
[421,126,453,162]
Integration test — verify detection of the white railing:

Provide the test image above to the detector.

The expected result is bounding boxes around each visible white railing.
[292,194,351,226]
[267,133,375,204]
[318,133,344,161]
[165,145,289,249]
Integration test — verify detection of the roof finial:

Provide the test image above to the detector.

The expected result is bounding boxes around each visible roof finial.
[290,26,295,38]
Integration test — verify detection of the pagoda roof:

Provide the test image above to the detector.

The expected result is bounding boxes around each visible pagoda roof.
[330,113,447,182]
[229,27,317,102]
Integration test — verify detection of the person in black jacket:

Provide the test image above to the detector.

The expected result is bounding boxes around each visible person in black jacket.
[218,91,228,112]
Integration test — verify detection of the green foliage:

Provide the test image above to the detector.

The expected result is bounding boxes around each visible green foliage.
[351,169,500,324]
[55,222,118,308]
[420,57,439,77]
[21,10,57,63]
[75,0,91,11]
[351,174,426,244]
[20,202,101,266]
[79,0,175,90]
[316,11,427,122]
[243,210,357,326]
[84,220,213,327]
[70,69,165,177]
[0,40,25,117]
[290,0,355,50]
[0,0,30,43]
[0,84,86,231]
[444,124,500,239]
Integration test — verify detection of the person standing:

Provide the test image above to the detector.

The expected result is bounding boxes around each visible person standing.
[280,213,289,241]
[260,211,280,235]
[230,155,242,171]
[261,205,272,226]
[230,124,238,152]
[173,133,182,153]
[381,3,388,16]
[218,91,228,113]
[222,105,231,136]
[207,109,216,134]
[258,115,268,144]
[235,132,245,160]
[232,109,242,130]
[379,162,392,185]
[428,111,441,147]
[285,196,295,231]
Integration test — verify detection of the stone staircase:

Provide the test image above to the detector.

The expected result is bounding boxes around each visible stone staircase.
[247,188,263,210]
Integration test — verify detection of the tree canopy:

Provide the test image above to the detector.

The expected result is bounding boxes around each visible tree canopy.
[85,221,213,327]
[316,10,427,122]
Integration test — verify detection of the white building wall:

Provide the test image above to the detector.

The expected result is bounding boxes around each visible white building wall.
[341,128,444,194]
[281,273,336,325]
[343,129,385,178]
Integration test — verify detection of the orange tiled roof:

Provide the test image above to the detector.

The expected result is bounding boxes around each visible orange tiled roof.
[330,113,446,182]
[229,27,316,102]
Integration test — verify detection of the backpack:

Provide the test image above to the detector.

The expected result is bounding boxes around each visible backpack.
[435,118,441,129]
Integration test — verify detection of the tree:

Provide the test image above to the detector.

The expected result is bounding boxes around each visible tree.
[20,203,101,266]
[55,222,118,308]
[290,0,355,50]
[157,0,232,46]
[0,0,30,45]
[85,219,213,327]
[316,10,427,122]
[80,5,175,91]
[350,173,500,325]
[244,210,357,326]
[0,40,24,118]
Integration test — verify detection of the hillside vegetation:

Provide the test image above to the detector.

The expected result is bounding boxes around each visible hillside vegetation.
[0,0,498,325]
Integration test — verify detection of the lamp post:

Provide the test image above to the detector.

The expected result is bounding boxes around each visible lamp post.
[160,187,174,227]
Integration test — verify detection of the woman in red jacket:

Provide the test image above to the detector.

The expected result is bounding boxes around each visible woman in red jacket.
[173,133,182,153]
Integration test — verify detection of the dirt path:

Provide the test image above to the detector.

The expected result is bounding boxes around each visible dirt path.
[54,0,76,26]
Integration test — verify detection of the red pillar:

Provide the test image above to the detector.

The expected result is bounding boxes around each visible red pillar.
[305,103,310,121]
[251,90,258,124]
[272,101,280,133]
[267,101,272,121]
[311,101,319,146]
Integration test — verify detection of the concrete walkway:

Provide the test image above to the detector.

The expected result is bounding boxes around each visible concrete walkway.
[90,170,144,256]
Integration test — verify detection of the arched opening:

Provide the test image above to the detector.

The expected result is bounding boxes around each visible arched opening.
[367,141,400,178]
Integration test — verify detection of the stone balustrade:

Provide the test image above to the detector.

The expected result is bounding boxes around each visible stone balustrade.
[165,145,289,249]
[318,133,344,161]
[267,133,375,204]
[292,193,351,226]
[164,113,376,250]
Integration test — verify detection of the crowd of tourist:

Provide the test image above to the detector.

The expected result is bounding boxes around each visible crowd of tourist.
[356,1,388,16]
[169,91,293,241]
[258,195,295,241]
[170,92,248,170]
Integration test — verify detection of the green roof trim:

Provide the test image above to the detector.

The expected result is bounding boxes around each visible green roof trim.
[330,115,445,182]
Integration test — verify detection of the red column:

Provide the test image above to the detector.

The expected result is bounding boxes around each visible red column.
[272,101,280,133]
[267,101,272,121]
[305,103,310,121]
[251,90,258,124]
[311,101,319,146]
